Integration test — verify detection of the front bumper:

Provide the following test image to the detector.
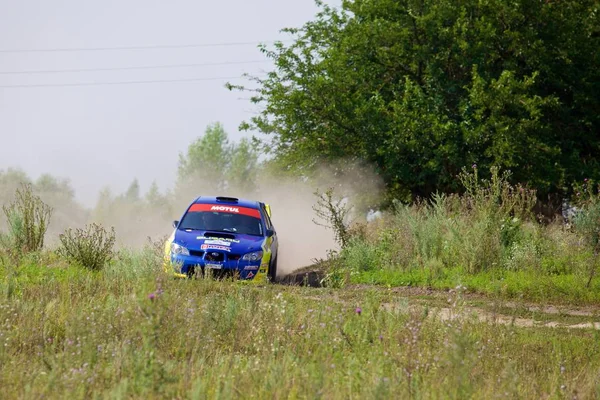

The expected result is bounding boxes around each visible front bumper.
[167,253,261,280]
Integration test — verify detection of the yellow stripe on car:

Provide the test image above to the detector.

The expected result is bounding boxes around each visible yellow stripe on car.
[163,230,187,279]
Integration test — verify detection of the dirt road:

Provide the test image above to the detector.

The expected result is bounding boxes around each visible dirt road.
[279,269,600,330]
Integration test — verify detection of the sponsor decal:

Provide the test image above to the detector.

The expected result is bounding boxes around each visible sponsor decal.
[205,263,222,269]
[204,239,230,246]
[246,272,254,278]
[189,203,261,218]
[201,244,231,252]
[196,236,241,243]
[244,265,259,271]
[211,205,239,213]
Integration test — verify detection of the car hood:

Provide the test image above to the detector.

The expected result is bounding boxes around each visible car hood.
[174,229,264,253]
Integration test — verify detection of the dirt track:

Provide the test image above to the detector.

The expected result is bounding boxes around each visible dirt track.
[279,269,600,330]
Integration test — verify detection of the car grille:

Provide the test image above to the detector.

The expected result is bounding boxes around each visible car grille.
[188,250,240,261]
[204,251,225,262]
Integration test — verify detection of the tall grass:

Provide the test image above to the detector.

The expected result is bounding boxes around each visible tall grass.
[0,258,598,399]
[340,167,600,303]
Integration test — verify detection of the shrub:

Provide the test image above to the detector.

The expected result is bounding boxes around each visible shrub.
[57,223,116,270]
[1,183,52,254]
[571,180,600,287]
[312,187,353,248]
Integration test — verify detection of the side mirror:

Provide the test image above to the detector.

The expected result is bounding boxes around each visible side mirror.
[266,229,275,237]
[172,220,179,229]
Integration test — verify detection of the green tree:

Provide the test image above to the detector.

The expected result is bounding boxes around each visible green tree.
[177,122,231,191]
[231,0,600,202]
[227,137,259,193]
[0,168,31,205]
[123,179,140,203]
[34,174,75,200]
[91,187,113,223]
[177,122,260,196]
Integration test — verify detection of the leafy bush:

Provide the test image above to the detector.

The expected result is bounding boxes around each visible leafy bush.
[57,223,116,270]
[1,183,52,255]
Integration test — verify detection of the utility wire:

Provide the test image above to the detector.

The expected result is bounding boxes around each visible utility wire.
[0,60,270,75]
[0,75,261,89]
[0,40,289,54]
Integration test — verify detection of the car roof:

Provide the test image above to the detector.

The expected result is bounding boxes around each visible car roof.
[192,196,261,210]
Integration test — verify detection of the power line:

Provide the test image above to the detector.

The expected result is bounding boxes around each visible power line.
[0,75,259,89]
[0,60,270,75]
[0,40,289,54]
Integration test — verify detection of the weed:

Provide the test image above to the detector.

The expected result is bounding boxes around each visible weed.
[57,223,116,271]
[1,183,52,256]
[312,187,353,248]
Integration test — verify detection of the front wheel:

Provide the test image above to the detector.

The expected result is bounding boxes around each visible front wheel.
[268,257,278,283]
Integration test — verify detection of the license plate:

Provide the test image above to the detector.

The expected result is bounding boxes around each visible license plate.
[205,263,223,270]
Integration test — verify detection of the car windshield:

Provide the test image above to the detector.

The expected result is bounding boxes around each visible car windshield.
[179,211,263,236]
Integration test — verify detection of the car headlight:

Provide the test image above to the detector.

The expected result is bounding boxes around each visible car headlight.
[171,243,190,256]
[242,251,263,261]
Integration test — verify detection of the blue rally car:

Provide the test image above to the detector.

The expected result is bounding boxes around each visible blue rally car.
[163,196,278,283]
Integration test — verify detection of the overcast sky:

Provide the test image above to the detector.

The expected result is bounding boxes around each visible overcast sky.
[0,0,340,206]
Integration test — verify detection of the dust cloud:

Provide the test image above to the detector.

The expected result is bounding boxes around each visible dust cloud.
[167,160,384,275]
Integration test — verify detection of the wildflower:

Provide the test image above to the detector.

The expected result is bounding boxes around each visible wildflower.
[355,307,362,315]
[472,163,477,169]
[148,292,156,301]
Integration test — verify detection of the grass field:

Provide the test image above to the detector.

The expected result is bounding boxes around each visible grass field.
[1,251,600,399]
[2,171,600,398]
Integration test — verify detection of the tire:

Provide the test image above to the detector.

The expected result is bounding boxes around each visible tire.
[268,256,278,283]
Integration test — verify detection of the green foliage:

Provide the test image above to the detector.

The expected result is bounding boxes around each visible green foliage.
[123,178,141,202]
[176,122,260,197]
[57,223,116,271]
[177,122,232,193]
[1,183,52,255]
[571,179,600,287]
[0,269,599,398]
[227,137,259,193]
[335,166,600,300]
[145,181,169,210]
[572,179,600,249]
[233,0,600,200]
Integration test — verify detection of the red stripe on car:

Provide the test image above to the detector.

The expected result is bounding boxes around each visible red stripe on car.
[189,203,261,218]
